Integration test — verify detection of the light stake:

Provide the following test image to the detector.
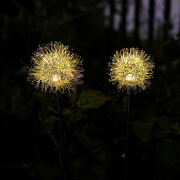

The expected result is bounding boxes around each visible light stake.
[108,47,154,180]
[28,41,84,180]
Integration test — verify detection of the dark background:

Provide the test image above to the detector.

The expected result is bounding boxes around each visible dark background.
[0,0,180,179]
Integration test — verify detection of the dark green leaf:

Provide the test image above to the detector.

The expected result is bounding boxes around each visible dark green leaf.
[171,122,180,134]
[157,116,173,130]
[132,121,154,142]
[41,116,56,132]
[153,130,171,138]
[141,108,156,122]
[15,106,28,119]
[78,90,111,109]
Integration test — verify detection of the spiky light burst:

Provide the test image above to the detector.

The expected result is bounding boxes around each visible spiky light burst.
[28,42,83,93]
[109,47,155,93]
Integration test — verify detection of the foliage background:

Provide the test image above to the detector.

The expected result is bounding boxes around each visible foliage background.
[0,0,180,179]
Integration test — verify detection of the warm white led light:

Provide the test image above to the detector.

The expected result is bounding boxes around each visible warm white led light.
[126,74,135,81]
[52,74,58,82]
[109,47,155,93]
[28,42,83,93]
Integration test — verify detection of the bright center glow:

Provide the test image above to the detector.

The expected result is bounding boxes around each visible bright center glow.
[126,74,135,81]
[52,74,58,82]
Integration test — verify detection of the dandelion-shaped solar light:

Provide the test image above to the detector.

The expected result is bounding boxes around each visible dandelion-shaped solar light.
[108,47,154,180]
[28,42,84,180]
[28,41,83,93]
[109,48,154,94]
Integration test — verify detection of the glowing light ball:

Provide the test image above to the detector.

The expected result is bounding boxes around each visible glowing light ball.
[108,47,155,93]
[27,42,83,93]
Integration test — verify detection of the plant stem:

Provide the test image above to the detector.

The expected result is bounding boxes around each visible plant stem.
[48,130,59,148]
[56,91,66,180]
[124,92,130,180]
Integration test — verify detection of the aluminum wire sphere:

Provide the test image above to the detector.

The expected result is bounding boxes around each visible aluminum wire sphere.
[109,47,155,93]
[28,42,83,93]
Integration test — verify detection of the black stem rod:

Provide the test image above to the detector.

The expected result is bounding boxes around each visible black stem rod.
[56,91,67,180]
[124,92,130,180]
